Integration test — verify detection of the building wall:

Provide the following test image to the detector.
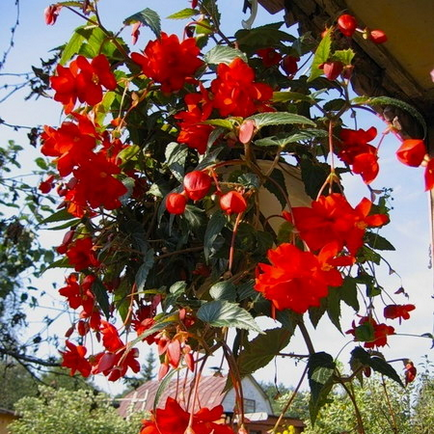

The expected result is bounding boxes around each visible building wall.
[222,377,272,414]
[0,413,17,434]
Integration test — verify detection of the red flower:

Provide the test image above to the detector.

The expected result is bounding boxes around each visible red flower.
[131,33,203,93]
[347,316,395,348]
[183,171,212,201]
[100,320,124,352]
[281,55,299,76]
[66,237,100,271]
[369,29,388,44]
[219,191,247,215]
[176,89,214,154]
[320,61,344,80]
[140,397,234,434]
[290,193,389,255]
[94,347,141,381]
[166,193,187,214]
[58,273,82,310]
[50,55,117,113]
[404,361,417,385]
[211,57,273,118]
[60,340,92,377]
[425,158,434,190]
[384,304,415,323]
[396,139,426,167]
[255,243,343,314]
[38,175,55,193]
[44,4,62,25]
[338,127,379,184]
[337,14,357,37]
[256,48,282,67]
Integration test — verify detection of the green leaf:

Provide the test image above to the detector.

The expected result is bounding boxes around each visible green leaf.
[164,281,187,308]
[182,205,206,229]
[45,257,72,270]
[338,277,360,311]
[92,279,110,319]
[167,8,199,20]
[263,168,287,209]
[365,232,395,251]
[124,8,161,38]
[153,367,178,411]
[308,352,335,423]
[59,27,86,65]
[326,289,342,332]
[237,327,293,376]
[351,347,403,386]
[362,96,427,138]
[135,249,155,292]
[308,28,332,82]
[197,300,263,333]
[255,129,327,147]
[34,157,49,170]
[165,142,187,183]
[204,46,247,65]
[332,49,355,65]
[210,281,237,302]
[235,23,294,52]
[299,158,329,199]
[203,119,235,129]
[204,211,227,261]
[237,280,257,301]
[247,112,316,129]
[272,91,314,103]
[39,208,75,225]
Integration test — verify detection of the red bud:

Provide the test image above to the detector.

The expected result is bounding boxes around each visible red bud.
[396,139,426,167]
[337,14,357,37]
[281,55,299,76]
[220,191,247,215]
[166,193,187,214]
[369,29,388,44]
[183,171,212,201]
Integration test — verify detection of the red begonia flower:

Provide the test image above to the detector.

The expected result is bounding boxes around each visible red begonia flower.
[219,191,247,215]
[58,273,82,310]
[425,158,434,190]
[337,14,357,37]
[183,171,212,201]
[211,57,273,118]
[384,304,415,324]
[289,193,388,255]
[255,242,343,314]
[352,151,379,184]
[346,316,395,348]
[404,361,417,386]
[396,139,426,167]
[131,33,203,93]
[140,397,234,434]
[66,237,100,271]
[100,320,124,352]
[60,340,92,377]
[44,4,62,25]
[256,48,282,67]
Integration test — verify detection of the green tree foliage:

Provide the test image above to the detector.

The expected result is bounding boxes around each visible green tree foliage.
[9,387,143,434]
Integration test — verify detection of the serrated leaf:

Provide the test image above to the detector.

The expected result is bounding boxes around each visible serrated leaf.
[204,46,247,65]
[365,232,395,251]
[60,28,86,65]
[326,289,342,332]
[204,211,227,261]
[247,112,315,129]
[362,96,427,138]
[237,280,257,301]
[167,8,198,20]
[309,297,327,328]
[182,205,206,229]
[210,281,237,302]
[124,8,161,38]
[263,168,287,209]
[92,279,110,319]
[238,173,260,189]
[332,49,355,65]
[308,28,332,82]
[235,23,294,52]
[255,129,327,148]
[165,142,187,182]
[197,300,263,333]
[135,249,155,292]
[237,327,293,376]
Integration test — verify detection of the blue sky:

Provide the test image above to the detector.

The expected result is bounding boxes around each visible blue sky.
[1,0,432,395]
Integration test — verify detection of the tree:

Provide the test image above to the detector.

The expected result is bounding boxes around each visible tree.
[9,386,143,434]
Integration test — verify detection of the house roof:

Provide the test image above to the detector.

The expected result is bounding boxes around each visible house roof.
[118,374,231,418]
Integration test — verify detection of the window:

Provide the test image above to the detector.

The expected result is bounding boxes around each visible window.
[244,398,256,413]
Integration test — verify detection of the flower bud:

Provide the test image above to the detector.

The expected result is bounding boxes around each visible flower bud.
[369,29,388,44]
[281,55,299,76]
[337,14,357,37]
[166,193,187,214]
[239,120,256,144]
[320,61,344,80]
[183,171,212,201]
[220,191,247,215]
